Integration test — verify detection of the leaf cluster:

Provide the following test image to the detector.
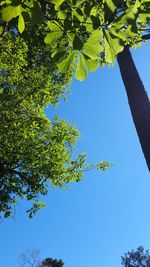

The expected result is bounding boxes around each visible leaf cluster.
[1,0,150,80]
[0,31,81,218]
[41,257,64,267]
[0,31,111,219]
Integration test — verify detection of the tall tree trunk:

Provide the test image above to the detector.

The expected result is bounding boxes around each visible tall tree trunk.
[117,46,150,171]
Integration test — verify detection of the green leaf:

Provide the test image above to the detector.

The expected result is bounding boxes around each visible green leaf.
[85,29,103,46]
[64,18,73,31]
[76,0,86,6]
[86,59,99,72]
[72,14,81,28]
[110,28,127,41]
[67,32,75,44]
[0,26,4,34]
[4,211,12,218]
[105,0,116,12]
[47,21,60,31]
[49,0,65,5]
[23,0,34,8]
[51,46,66,58]
[83,29,103,59]
[72,8,84,22]
[85,17,93,32]
[83,49,99,60]
[75,53,88,81]
[139,12,150,22]
[112,0,140,29]
[21,11,30,23]
[73,35,83,50]
[58,51,76,73]
[11,0,22,5]
[90,15,100,30]
[51,47,66,62]
[57,10,66,19]
[0,0,11,6]
[2,5,21,21]
[84,2,93,16]
[96,160,112,171]
[31,1,43,24]
[104,30,124,63]
[44,31,62,45]
[104,0,116,20]
[125,23,138,38]
[90,6,99,16]
[18,13,25,33]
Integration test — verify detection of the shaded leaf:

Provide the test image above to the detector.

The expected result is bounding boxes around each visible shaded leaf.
[104,0,116,20]
[73,35,83,50]
[31,1,43,24]
[58,51,76,73]
[90,15,100,29]
[0,26,4,34]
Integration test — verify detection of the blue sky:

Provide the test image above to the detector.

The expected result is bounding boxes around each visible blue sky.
[1,43,150,267]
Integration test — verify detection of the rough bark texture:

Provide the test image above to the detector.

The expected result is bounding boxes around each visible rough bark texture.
[117,46,150,171]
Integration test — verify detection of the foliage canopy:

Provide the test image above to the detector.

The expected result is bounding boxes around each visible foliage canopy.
[1,0,149,218]
[0,31,110,219]
[1,0,150,80]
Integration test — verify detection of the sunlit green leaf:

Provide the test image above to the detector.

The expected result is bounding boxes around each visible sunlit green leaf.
[86,59,99,72]
[2,5,21,21]
[18,13,25,33]
[49,0,65,5]
[75,53,88,81]
[44,31,62,45]
[47,21,61,31]
[76,0,86,6]
[104,30,124,63]
[83,30,103,59]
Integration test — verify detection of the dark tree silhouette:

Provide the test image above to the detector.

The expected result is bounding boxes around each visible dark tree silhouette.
[121,246,150,267]
[18,250,64,267]
[41,257,64,267]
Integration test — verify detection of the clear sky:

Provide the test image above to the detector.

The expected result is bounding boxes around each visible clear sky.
[1,43,150,267]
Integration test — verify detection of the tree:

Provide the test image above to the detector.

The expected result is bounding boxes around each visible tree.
[18,249,41,267]
[121,246,150,267]
[41,258,64,267]
[0,29,110,219]
[18,249,64,267]
[1,0,150,169]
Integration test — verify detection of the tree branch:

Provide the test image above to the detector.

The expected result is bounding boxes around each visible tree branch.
[142,33,150,40]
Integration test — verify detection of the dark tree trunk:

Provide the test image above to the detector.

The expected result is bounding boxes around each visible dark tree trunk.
[117,46,150,171]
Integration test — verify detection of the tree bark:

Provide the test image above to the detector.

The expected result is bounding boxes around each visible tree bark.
[117,46,150,171]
